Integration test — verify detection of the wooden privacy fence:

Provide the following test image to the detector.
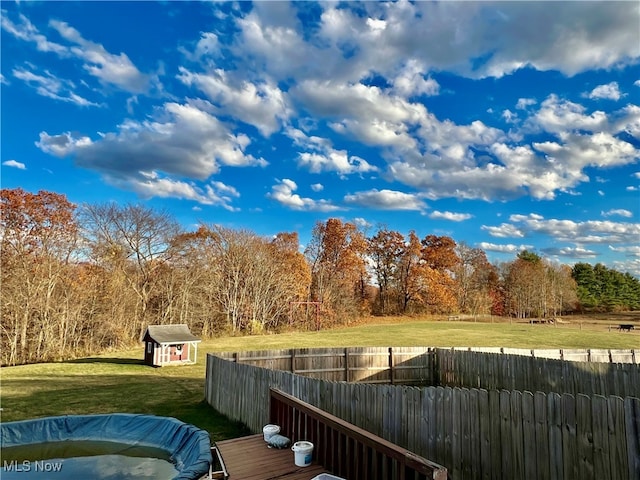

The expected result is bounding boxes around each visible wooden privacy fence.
[205,352,640,480]
[216,347,640,398]
[215,347,436,385]
[438,349,640,398]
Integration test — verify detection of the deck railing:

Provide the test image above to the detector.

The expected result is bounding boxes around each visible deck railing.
[269,388,447,480]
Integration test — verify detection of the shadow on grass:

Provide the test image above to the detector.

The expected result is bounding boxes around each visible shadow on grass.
[65,357,145,366]
[1,374,250,442]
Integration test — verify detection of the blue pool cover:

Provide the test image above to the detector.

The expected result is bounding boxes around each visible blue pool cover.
[0,413,212,480]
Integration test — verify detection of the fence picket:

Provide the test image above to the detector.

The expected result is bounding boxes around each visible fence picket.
[522,391,537,480]
[624,397,640,480]
[577,393,595,480]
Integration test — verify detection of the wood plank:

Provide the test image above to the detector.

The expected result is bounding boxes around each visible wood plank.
[435,386,446,468]
[608,396,627,480]
[488,389,502,480]
[625,396,640,480]
[461,388,472,478]
[216,435,326,480]
[562,393,578,480]
[478,389,491,480]
[500,390,512,479]
[426,387,437,462]
[576,393,594,480]
[522,391,537,480]
[591,394,609,480]
[469,388,482,479]
[547,392,563,480]
[533,391,550,480]
[510,390,525,480]
[451,387,462,479]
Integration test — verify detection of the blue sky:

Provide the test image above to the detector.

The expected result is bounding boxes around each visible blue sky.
[2,1,639,275]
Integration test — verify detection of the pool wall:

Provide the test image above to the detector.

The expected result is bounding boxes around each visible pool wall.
[0,414,211,480]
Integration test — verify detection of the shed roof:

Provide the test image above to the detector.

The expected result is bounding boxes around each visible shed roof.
[144,324,201,344]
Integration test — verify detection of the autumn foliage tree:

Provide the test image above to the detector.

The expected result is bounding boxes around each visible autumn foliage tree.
[502,251,578,319]
[80,202,181,339]
[1,188,79,364]
[306,219,368,323]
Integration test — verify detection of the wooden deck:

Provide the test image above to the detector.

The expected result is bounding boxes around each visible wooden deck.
[215,434,329,480]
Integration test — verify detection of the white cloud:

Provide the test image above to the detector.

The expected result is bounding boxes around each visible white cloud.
[266,179,340,212]
[613,258,640,277]
[310,183,324,192]
[602,209,633,218]
[298,152,377,176]
[114,172,240,211]
[502,109,518,123]
[2,12,151,94]
[319,2,639,79]
[428,211,472,222]
[2,160,26,170]
[48,20,150,93]
[37,131,93,157]
[635,80,640,87]
[516,98,537,110]
[353,217,372,230]
[392,59,440,98]
[508,213,640,244]
[477,242,533,254]
[13,67,99,107]
[609,245,640,257]
[343,189,427,211]
[285,127,378,176]
[181,32,220,62]
[586,81,623,101]
[541,246,598,258]
[533,95,608,134]
[178,67,290,136]
[37,101,267,205]
[1,12,67,54]
[481,223,525,238]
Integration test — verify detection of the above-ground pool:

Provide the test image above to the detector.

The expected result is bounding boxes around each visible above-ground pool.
[0,414,212,480]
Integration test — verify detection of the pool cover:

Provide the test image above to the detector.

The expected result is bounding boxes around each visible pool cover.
[0,414,212,480]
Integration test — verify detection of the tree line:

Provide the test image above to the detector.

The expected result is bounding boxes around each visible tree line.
[1,188,637,365]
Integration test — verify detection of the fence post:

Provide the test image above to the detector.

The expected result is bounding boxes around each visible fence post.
[344,348,349,382]
[290,348,296,373]
[389,347,395,385]
[232,352,238,363]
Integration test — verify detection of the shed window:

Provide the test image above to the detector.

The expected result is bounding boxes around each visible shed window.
[147,342,152,354]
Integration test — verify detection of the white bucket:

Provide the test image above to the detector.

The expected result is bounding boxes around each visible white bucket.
[291,441,314,467]
[263,424,280,442]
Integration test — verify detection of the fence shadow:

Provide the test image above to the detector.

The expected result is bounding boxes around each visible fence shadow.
[64,357,144,365]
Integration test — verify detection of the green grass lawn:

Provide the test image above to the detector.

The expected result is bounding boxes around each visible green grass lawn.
[1,318,638,442]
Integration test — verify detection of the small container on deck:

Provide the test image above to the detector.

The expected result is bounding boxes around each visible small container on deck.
[262,424,280,442]
[291,441,314,467]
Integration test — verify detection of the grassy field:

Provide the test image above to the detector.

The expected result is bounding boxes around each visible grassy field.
[1,315,638,443]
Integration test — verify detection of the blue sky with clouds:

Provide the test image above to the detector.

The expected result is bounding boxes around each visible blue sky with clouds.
[2,1,639,274]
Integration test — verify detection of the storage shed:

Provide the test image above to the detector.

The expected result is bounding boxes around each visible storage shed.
[142,324,201,367]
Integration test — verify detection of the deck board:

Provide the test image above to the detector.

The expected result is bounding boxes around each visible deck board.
[216,434,328,480]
